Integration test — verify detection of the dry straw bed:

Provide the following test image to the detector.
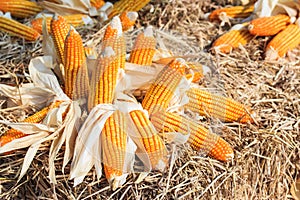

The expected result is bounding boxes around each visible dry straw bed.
[0,0,300,199]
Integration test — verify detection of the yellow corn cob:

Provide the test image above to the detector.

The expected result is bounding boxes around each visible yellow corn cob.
[129,110,167,170]
[101,110,127,188]
[129,26,156,65]
[108,0,150,19]
[212,29,253,53]
[0,0,43,18]
[64,28,89,100]
[142,58,185,115]
[120,11,138,31]
[102,16,126,69]
[184,88,254,123]
[209,5,254,21]
[50,15,70,65]
[88,47,118,110]
[0,101,62,147]
[90,0,105,9]
[248,14,291,36]
[151,111,234,161]
[31,14,91,34]
[0,16,40,41]
[265,24,300,60]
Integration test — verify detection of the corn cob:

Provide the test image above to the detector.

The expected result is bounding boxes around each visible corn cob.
[31,14,91,34]
[120,11,138,31]
[90,0,105,9]
[88,47,118,110]
[101,110,127,188]
[102,16,126,69]
[50,15,70,65]
[248,14,291,36]
[64,28,89,100]
[0,16,40,41]
[151,111,234,161]
[108,0,150,19]
[209,5,254,21]
[212,29,253,53]
[265,24,300,60]
[185,88,253,123]
[142,59,185,115]
[129,26,156,65]
[0,0,43,19]
[0,101,62,147]
[129,110,167,169]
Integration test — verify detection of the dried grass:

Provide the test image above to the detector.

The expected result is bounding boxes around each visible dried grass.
[1,0,299,199]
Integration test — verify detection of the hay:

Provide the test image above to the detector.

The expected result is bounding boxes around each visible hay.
[1,0,299,199]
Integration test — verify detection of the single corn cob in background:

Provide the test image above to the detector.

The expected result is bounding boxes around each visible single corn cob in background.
[142,59,185,115]
[151,111,234,162]
[209,5,254,21]
[50,15,70,65]
[90,0,105,9]
[102,16,126,70]
[212,29,253,53]
[101,110,127,190]
[119,11,138,31]
[129,110,167,170]
[88,47,118,110]
[265,24,300,60]
[108,0,151,19]
[248,14,291,36]
[129,26,156,65]
[31,14,91,34]
[0,16,40,41]
[64,28,89,100]
[0,101,62,147]
[0,0,43,18]
[185,88,253,123]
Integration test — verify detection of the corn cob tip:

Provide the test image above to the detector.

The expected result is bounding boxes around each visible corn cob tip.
[126,11,138,22]
[144,25,154,37]
[110,16,122,36]
[208,137,234,162]
[102,46,116,57]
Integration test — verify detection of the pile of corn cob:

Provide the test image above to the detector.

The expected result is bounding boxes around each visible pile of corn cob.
[0,11,255,190]
[0,0,150,41]
[208,0,300,60]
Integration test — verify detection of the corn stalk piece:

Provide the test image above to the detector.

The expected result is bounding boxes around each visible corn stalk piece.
[64,27,89,101]
[129,110,167,170]
[0,101,62,147]
[129,26,156,65]
[0,16,40,41]
[151,111,234,161]
[212,29,253,53]
[248,14,291,36]
[32,14,92,34]
[209,5,254,21]
[50,15,71,65]
[101,110,127,190]
[120,11,138,31]
[108,0,150,19]
[0,0,43,18]
[185,88,253,123]
[142,58,185,115]
[265,24,300,60]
